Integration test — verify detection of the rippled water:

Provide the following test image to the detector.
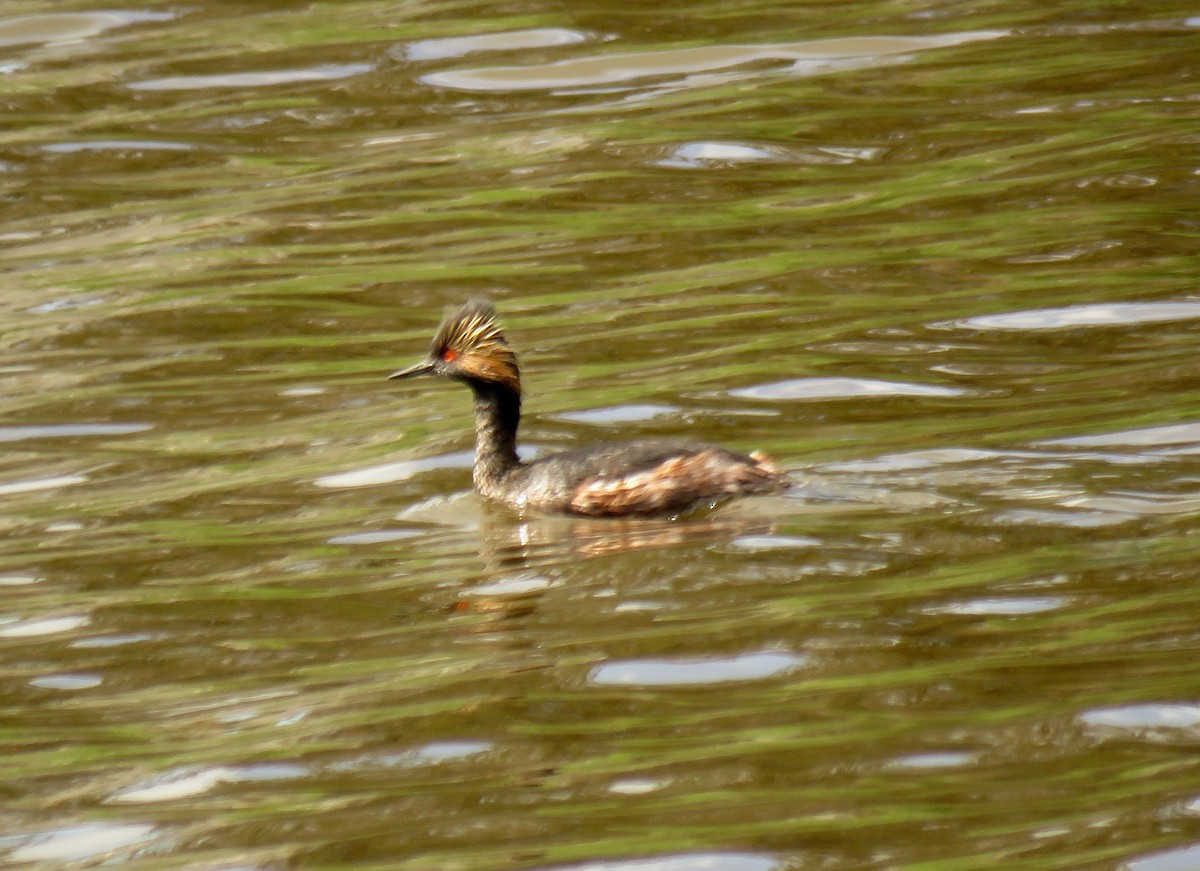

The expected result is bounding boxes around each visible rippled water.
[3,1,1199,868]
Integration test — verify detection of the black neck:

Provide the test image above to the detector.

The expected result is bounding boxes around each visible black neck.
[469,382,522,492]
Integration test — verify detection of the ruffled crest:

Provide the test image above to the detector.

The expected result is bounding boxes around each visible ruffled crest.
[432,299,520,395]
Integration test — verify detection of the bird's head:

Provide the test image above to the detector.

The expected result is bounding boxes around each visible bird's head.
[388,299,521,395]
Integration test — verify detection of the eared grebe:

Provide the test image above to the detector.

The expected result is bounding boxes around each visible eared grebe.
[388,300,788,517]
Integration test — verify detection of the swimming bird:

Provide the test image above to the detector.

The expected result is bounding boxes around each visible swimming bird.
[389,300,788,516]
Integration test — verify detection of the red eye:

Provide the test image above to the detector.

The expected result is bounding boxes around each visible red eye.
[441,349,458,362]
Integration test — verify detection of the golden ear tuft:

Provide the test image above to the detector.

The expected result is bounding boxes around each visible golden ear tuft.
[432,299,521,394]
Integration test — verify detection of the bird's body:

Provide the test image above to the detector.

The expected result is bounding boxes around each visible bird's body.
[390,300,788,517]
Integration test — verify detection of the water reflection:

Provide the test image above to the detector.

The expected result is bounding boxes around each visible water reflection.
[0,11,170,48]
[8,822,160,863]
[730,376,964,400]
[130,63,374,92]
[422,32,1004,91]
[887,751,977,770]
[658,142,783,169]
[921,596,1069,616]
[0,614,90,638]
[1043,421,1200,448]
[316,452,475,488]
[0,422,151,441]
[956,300,1200,331]
[535,856,779,871]
[28,672,103,689]
[474,508,786,564]
[112,763,308,804]
[1124,844,1200,871]
[401,28,592,62]
[3,0,1200,868]
[1080,704,1200,737]
[589,651,806,686]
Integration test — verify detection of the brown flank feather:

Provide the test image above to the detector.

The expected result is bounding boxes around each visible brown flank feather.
[569,449,784,517]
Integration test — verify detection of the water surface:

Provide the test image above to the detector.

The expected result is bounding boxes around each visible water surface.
[2,1,1199,869]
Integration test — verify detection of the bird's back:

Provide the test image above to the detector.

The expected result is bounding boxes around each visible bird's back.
[506,440,788,517]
